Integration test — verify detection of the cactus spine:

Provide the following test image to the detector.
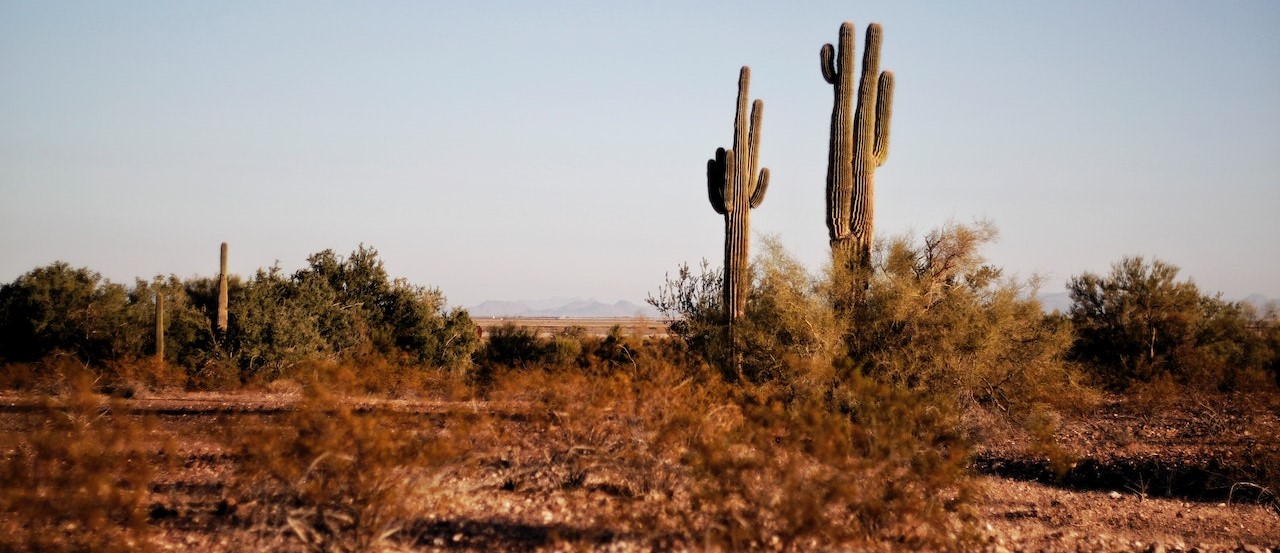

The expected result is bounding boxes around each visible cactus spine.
[217,242,228,334]
[155,289,165,361]
[708,66,770,322]
[822,22,894,273]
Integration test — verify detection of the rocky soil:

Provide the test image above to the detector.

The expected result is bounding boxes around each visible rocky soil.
[2,390,1277,551]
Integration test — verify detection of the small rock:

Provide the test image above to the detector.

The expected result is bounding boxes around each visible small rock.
[1109,491,1123,499]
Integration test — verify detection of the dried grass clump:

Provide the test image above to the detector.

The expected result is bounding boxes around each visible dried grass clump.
[481,347,974,550]
[482,356,700,516]
[0,378,162,552]
[678,368,974,551]
[231,387,457,551]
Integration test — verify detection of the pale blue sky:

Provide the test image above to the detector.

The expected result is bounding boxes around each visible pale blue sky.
[2,1,1278,307]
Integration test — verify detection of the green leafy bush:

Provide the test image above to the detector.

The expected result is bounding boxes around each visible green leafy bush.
[0,262,127,364]
[0,246,478,390]
[1068,255,1279,390]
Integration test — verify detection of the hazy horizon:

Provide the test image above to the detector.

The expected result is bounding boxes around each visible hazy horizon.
[3,2,1278,308]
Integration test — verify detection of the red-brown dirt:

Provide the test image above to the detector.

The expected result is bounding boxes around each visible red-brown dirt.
[1,389,1276,552]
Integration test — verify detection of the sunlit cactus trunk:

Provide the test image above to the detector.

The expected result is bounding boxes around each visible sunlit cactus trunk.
[708,66,770,323]
[217,242,228,334]
[155,289,165,361]
[822,22,894,274]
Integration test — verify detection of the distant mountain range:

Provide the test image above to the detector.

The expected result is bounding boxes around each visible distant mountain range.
[468,297,660,318]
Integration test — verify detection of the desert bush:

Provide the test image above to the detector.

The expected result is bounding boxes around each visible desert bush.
[543,328,585,368]
[577,326,644,374]
[649,238,841,385]
[647,259,732,373]
[477,323,644,375]
[0,379,163,552]
[0,246,477,390]
[846,221,1084,416]
[225,247,478,381]
[1068,255,1280,390]
[225,265,337,379]
[232,388,456,551]
[655,223,1083,417]
[0,264,211,371]
[478,323,544,370]
[0,262,127,364]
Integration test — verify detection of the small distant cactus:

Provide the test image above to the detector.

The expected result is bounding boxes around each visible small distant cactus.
[822,22,894,272]
[217,242,228,334]
[708,66,770,323]
[155,289,165,360]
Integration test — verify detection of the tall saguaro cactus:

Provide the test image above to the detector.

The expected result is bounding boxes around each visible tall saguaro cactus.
[708,66,770,322]
[217,242,229,334]
[822,22,894,273]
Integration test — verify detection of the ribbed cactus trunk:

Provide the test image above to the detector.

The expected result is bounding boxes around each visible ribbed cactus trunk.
[708,66,770,323]
[217,242,228,334]
[155,289,165,361]
[822,22,894,274]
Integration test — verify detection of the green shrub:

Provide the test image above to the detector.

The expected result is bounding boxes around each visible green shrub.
[1068,255,1279,390]
[0,246,478,389]
[0,262,127,364]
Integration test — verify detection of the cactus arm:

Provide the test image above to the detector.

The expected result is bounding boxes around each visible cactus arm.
[723,148,736,213]
[708,149,728,215]
[748,99,763,189]
[838,21,855,73]
[820,43,837,84]
[874,71,894,165]
[855,23,883,146]
[749,167,769,208]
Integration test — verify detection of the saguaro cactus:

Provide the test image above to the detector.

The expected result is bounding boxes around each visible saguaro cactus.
[155,289,165,361]
[822,22,894,272]
[217,242,228,334]
[708,66,770,322]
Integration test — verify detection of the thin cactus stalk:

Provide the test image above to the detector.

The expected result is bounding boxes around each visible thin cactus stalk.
[217,242,228,334]
[822,22,894,273]
[707,66,770,323]
[155,289,165,361]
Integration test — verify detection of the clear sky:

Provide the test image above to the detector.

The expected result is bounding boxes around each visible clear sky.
[2,1,1278,308]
